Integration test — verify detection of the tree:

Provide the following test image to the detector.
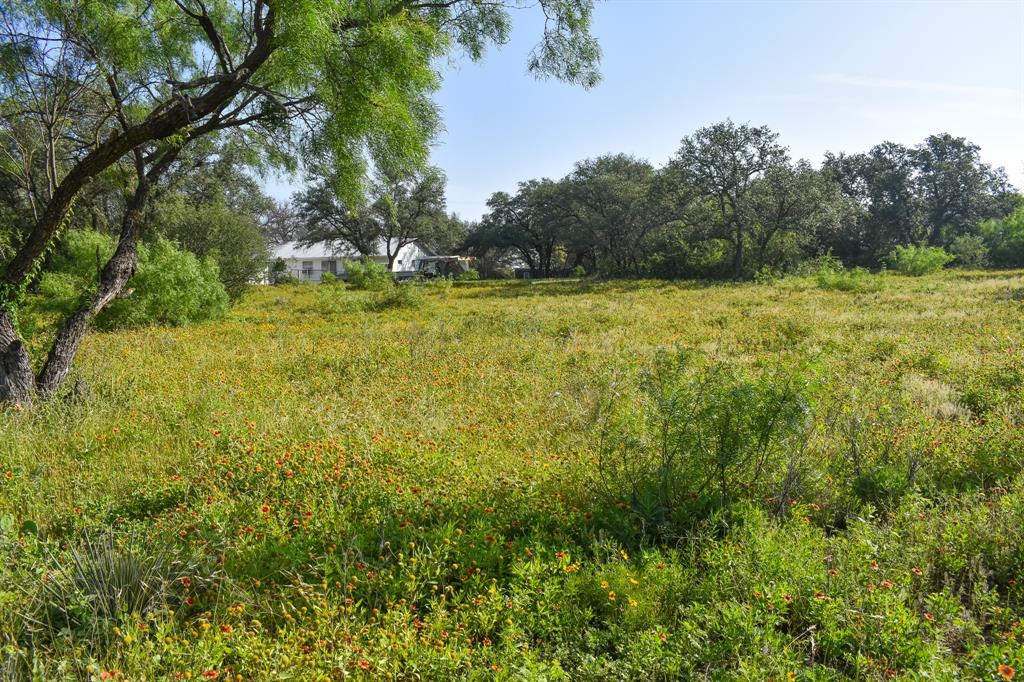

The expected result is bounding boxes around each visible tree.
[296,165,452,268]
[0,0,601,403]
[668,121,789,279]
[370,166,450,268]
[822,143,924,266]
[745,161,853,272]
[912,133,1013,246]
[472,179,572,278]
[564,154,656,276]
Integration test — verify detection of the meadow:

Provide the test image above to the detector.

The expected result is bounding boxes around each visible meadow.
[2,272,1024,681]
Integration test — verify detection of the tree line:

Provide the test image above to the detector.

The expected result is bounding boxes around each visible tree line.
[463,121,1021,279]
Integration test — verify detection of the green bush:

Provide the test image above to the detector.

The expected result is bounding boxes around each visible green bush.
[369,281,424,310]
[887,245,954,276]
[816,266,884,293]
[593,349,812,534]
[153,198,269,299]
[979,207,1024,268]
[456,268,481,282]
[319,272,338,285]
[344,258,394,291]
[99,238,229,329]
[948,234,990,268]
[36,230,229,331]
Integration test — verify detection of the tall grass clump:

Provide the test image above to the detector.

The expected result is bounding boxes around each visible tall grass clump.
[21,532,200,655]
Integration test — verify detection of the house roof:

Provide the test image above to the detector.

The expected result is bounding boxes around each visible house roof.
[272,239,437,261]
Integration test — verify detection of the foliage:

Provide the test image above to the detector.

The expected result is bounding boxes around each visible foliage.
[464,125,1016,282]
[980,206,1024,268]
[949,234,990,268]
[343,258,394,291]
[593,349,812,533]
[154,196,269,300]
[815,266,885,293]
[31,230,229,332]
[456,268,480,282]
[887,245,955,276]
[3,274,1024,678]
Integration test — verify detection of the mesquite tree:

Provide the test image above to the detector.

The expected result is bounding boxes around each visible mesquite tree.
[0,0,601,403]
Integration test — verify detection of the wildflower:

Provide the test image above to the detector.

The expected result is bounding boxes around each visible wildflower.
[202,672,219,680]
[3,471,12,480]
[220,624,233,634]
[923,612,935,622]
[608,591,616,601]
[880,580,894,589]
[600,580,609,589]
[910,567,924,577]
[180,576,192,588]
[782,593,794,603]
[628,597,638,607]
[482,638,492,646]
[999,665,1015,680]
[260,504,270,514]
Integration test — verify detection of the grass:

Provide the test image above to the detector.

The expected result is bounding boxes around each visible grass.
[2,271,1024,680]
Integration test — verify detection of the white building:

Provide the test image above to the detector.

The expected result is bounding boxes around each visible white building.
[269,239,471,282]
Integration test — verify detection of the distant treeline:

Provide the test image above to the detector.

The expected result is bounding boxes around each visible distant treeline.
[462,121,1023,279]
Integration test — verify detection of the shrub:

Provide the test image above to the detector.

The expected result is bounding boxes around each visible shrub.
[948,235,989,269]
[593,349,813,534]
[456,268,481,282]
[886,245,954,276]
[572,265,586,278]
[24,532,195,650]
[369,281,424,310]
[154,198,269,299]
[979,207,1024,268]
[344,258,393,291]
[320,272,338,285]
[36,231,229,330]
[99,238,229,329]
[816,266,884,293]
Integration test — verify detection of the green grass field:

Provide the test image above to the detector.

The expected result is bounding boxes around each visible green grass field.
[3,272,1024,680]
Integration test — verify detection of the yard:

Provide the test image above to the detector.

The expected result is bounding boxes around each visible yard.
[3,272,1024,680]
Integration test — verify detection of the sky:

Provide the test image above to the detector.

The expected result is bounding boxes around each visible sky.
[267,0,1024,221]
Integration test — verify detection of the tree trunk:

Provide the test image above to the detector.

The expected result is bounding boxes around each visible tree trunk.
[36,150,179,396]
[0,312,35,404]
[732,223,744,280]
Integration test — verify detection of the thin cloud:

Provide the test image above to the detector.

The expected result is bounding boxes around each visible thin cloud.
[816,73,1018,98]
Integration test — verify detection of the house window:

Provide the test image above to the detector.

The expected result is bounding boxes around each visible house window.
[323,260,337,274]
[301,261,314,278]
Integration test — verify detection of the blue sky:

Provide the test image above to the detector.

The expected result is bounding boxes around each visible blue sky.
[269,0,1024,221]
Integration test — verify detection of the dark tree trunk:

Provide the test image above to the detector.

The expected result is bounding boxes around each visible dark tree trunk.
[0,312,35,404]
[36,150,179,396]
[732,223,744,280]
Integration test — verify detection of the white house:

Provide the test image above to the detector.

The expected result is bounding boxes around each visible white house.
[270,239,472,282]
